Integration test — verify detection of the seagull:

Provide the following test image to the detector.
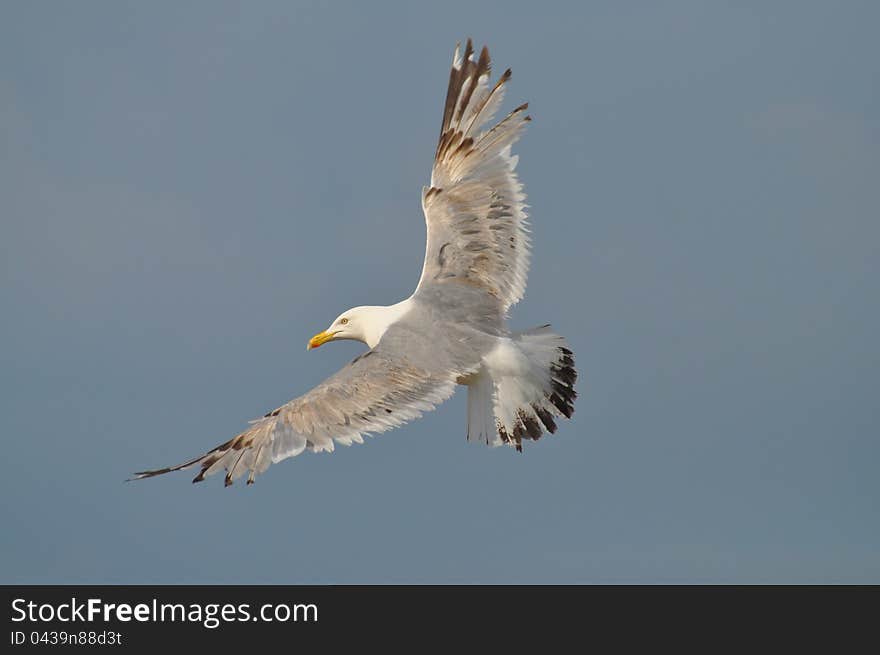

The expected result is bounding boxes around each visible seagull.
[132,39,577,487]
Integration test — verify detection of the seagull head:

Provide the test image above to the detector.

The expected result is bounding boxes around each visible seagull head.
[307,308,361,350]
[306,306,385,351]
[307,301,413,351]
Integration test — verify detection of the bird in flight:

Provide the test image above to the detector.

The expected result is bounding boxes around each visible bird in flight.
[132,39,577,487]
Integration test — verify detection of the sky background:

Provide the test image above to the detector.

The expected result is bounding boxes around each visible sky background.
[2,1,878,583]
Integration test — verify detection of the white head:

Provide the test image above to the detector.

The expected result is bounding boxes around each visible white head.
[307,301,412,351]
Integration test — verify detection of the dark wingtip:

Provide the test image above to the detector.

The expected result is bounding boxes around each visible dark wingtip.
[127,467,170,482]
[463,38,474,62]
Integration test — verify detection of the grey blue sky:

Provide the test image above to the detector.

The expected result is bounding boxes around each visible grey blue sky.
[2,1,878,582]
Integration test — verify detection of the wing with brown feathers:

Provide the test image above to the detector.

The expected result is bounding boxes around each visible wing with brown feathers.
[416,39,532,313]
[130,328,460,486]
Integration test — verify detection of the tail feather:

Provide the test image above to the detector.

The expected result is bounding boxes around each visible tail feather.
[466,371,498,445]
[472,326,578,451]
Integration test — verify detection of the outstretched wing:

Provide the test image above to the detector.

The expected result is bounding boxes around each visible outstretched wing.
[131,328,460,486]
[416,39,532,313]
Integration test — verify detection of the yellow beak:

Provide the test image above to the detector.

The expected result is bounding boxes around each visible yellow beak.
[307,330,337,350]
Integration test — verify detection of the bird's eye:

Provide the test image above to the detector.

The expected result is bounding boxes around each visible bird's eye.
[340,318,349,325]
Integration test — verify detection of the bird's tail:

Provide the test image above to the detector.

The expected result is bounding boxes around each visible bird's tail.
[466,325,577,450]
